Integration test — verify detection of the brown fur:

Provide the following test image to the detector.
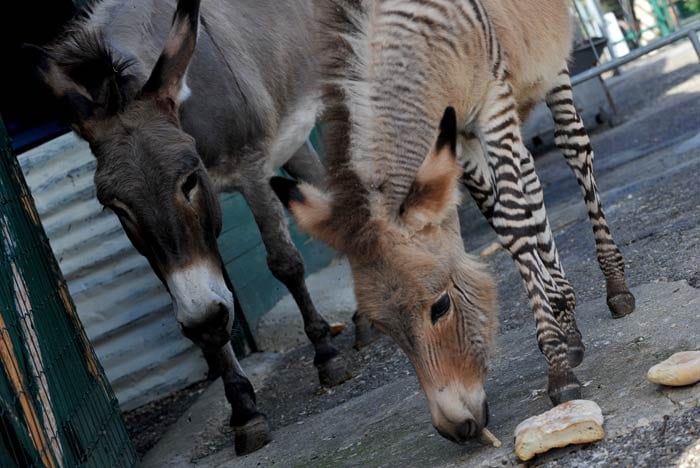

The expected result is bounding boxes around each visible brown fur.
[280,0,576,439]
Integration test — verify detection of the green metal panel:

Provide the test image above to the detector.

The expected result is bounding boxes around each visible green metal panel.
[217,130,335,333]
[0,117,136,467]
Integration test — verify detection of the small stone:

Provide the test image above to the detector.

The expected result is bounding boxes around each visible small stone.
[647,351,700,387]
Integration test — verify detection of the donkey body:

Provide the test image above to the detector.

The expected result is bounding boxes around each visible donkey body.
[35,0,349,454]
[274,0,635,444]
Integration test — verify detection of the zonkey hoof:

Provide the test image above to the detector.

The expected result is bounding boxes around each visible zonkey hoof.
[354,322,381,350]
[607,291,635,319]
[548,372,582,406]
[234,414,271,456]
[567,334,585,368]
[317,355,351,387]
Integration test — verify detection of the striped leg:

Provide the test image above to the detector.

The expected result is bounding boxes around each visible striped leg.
[459,133,585,368]
[478,80,580,404]
[518,149,585,367]
[546,70,635,319]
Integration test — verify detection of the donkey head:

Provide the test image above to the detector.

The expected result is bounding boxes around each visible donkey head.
[273,107,498,442]
[33,0,232,350]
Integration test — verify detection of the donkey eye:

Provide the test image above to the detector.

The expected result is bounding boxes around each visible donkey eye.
[430,293,451,324]
[182,171,198,201]
[109,204,132,221]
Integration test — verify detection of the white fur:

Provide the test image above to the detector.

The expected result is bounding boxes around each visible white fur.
[166,262,234,330]
[267,92,322,173]
[428,383,485,427]
[177,81,192,104]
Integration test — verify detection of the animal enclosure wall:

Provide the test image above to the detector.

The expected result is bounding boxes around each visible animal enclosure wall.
[17,130,334,411]
[0,119,135,466]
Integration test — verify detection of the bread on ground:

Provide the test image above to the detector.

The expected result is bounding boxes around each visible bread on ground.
[477,428,502,448]
[514,400,605,461]
[647,351,700,387]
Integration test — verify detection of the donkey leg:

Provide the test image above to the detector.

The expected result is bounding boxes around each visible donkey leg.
[283,140,327,188]
[203,343,271,455]
[240,181,350,386]
[518,148,584,367]
[546,69,635,319]
[479,80,580,404]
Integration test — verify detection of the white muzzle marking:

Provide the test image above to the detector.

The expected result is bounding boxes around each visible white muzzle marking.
[428,383,485,426]
[166,262,234,331]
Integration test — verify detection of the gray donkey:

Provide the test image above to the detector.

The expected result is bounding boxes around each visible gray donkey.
[33,0,349,454]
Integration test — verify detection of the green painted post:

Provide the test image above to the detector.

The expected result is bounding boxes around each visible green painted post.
[649,0,672,35]
[0,116,136,467]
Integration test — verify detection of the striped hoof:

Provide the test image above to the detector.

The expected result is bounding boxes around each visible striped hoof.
[607,291,635,319]
[567,334,585,368]
[233,414,271,456]
[548,372,581,406]
[317,354,351,387]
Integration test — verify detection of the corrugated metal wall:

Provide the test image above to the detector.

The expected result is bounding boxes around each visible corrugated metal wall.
[18,133,207,411]
[18,131,335,412]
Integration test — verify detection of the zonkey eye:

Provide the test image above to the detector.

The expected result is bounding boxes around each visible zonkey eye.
[182,171,198,201]
[430,293,451,324]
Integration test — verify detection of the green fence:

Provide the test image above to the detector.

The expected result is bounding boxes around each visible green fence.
[0,117,136,467]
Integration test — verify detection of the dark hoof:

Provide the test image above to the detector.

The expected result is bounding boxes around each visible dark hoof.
[353,310,381,350]
[567,334,585,368]
[233,414,271,456]
[317,355,351,387]
[607,291,635,319]
[548,372,581,406]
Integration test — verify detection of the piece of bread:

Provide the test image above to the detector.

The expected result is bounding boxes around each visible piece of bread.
[647,351,700,386]
[477,428,502,448]
[514,400,605,462]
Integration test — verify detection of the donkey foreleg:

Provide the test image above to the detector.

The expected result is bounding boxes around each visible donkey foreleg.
[282,140,327,188]
[240,180,350,386]
[202,343,271,455]
[546,69,635,319]
[479,79,580,405]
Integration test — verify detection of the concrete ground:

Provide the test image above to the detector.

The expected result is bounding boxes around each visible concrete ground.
[143,42,700,467]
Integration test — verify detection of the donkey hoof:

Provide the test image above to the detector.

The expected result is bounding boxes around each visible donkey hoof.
[233,414,271,456]
[607,291,635,319]
[567,335,585,368]
[317,355,351,387]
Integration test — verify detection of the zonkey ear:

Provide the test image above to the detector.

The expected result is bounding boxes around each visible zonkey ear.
[271,177,344,250]
[399,106,462,230]
[141,0,200,115]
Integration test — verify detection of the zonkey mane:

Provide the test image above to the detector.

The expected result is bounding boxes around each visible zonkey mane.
[317,0,449,224]
[315,0,381,256]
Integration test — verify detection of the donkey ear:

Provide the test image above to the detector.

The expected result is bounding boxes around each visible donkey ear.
[399,107,462,229]
[141,0,200,114]
[27,44,98,131]
[271,177,343,249]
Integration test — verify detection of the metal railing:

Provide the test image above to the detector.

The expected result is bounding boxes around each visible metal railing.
[572,22,700,85]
